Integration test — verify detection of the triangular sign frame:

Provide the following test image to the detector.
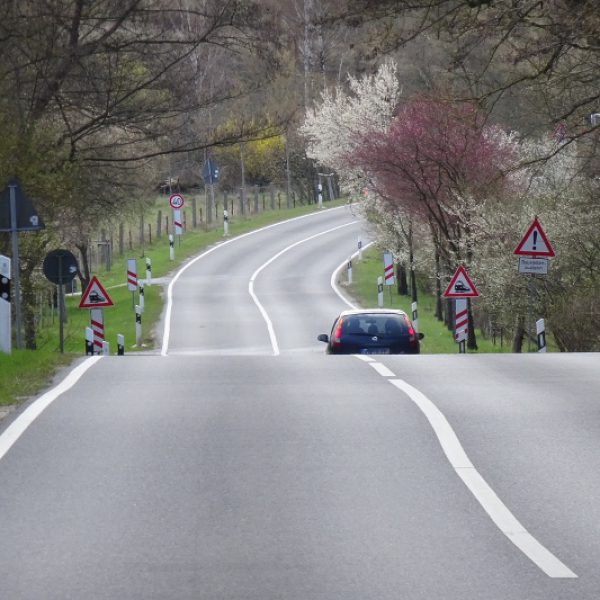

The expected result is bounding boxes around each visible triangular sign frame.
[514,217,555,257]
[443,265,480,298]
[79,275,114,308]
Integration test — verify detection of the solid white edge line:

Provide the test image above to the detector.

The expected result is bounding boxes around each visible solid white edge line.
[369,362,396,377]
[330,242,376,309]
[389,377,577,579]
[161,205,348,356]
[0,356,103,463]
[249,221,358,356]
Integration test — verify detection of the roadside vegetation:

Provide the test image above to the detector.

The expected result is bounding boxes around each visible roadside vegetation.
[1,1,599,407]
[347,248,515,355]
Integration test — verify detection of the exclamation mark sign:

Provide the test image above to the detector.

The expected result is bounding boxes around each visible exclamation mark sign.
[532,230,538,251]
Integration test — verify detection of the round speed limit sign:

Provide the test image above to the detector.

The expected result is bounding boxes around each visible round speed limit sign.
[169,194,185,209]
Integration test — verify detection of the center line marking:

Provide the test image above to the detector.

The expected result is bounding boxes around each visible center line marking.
[369,362,396,377]
[249,221,358,356]
[388,377,577,579]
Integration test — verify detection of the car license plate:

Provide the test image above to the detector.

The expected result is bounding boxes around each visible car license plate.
[361,348,390,355]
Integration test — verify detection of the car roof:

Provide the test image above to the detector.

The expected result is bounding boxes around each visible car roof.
[338,309,409,317]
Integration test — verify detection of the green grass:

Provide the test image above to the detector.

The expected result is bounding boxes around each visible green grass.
[0,199,345,406]
[346,249,513,354]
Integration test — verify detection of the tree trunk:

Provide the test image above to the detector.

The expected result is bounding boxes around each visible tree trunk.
[409,221,417,302]
[76,242,91,292]
[434,250,443,321]
[21,270,37,350]
[396,262,408,295]
[512,315,526,353]
[467,298,478,350]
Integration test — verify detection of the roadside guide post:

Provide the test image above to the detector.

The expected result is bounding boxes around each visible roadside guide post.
[0,255,11,354]
[412,301,419,334]
[377,276,384,308]
[79,276,114,355]
[442,265,480,354]
[117,333,125,356]
[135,304,142,346]
[536,319,547,353]
[513,217,555,351]
[85,327,94,355]
[145,257,152,284]
[347,258,352,285]
[139,281,145,313]
[169,234,175,261]
[317,181,323,209]
[223,209,229,236]
[127,258,137,309]
[358,238,363,261]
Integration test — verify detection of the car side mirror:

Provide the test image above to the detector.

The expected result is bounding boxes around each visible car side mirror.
[317,334,329,343]
[418,332,425,340]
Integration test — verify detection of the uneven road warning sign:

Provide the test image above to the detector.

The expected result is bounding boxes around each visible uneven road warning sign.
[79,276,114,309]
[514,217,555,257]
[443,265,480,298]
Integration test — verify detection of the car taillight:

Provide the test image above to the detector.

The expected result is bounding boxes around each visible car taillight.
[332,318,344,346]
[405,316,417,343]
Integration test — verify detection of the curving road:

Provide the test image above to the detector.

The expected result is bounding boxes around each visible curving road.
[0,205,599,599]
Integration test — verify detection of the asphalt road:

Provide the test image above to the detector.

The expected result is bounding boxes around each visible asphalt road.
[1,205,599,599]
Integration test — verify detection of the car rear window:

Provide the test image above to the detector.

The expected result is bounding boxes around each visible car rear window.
[342,314,409,336]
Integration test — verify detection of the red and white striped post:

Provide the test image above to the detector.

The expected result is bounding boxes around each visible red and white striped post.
[383,251,395,304]
[455,298,468,354]
[173,208,183,238]
[127,258,137,308]
[90,308,105,354]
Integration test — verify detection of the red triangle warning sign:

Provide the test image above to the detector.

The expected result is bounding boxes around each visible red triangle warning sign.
[443,265,480,298]
[79,276,114,309]
[514,217,555,257]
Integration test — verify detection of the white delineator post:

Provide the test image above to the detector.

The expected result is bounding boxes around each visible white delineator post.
[102,340,110,356]
[0,255,11,355]
[117,333,125,356]
[223,209,229,236]
[90,308,104,354]
[145,257,152,284]
[455,298,468,354]
[317,182,323,209]
[358,238,363,261]
[347,258,353,284]
[138,282,145,313]
[85,326,94,355]
[377,276,384,308]
[135,304,142,346]
[412,301,419,333]
[169,234,175,261]
[536,318,547,353]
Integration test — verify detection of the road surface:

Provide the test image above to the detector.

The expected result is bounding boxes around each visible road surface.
[1,205,599,599]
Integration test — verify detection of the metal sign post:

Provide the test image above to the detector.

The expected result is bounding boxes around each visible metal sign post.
[0,179,45,349]
[514,217,555,352]
[0,255,11,354]
[442,265,480,353]
[42,249,79,353]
